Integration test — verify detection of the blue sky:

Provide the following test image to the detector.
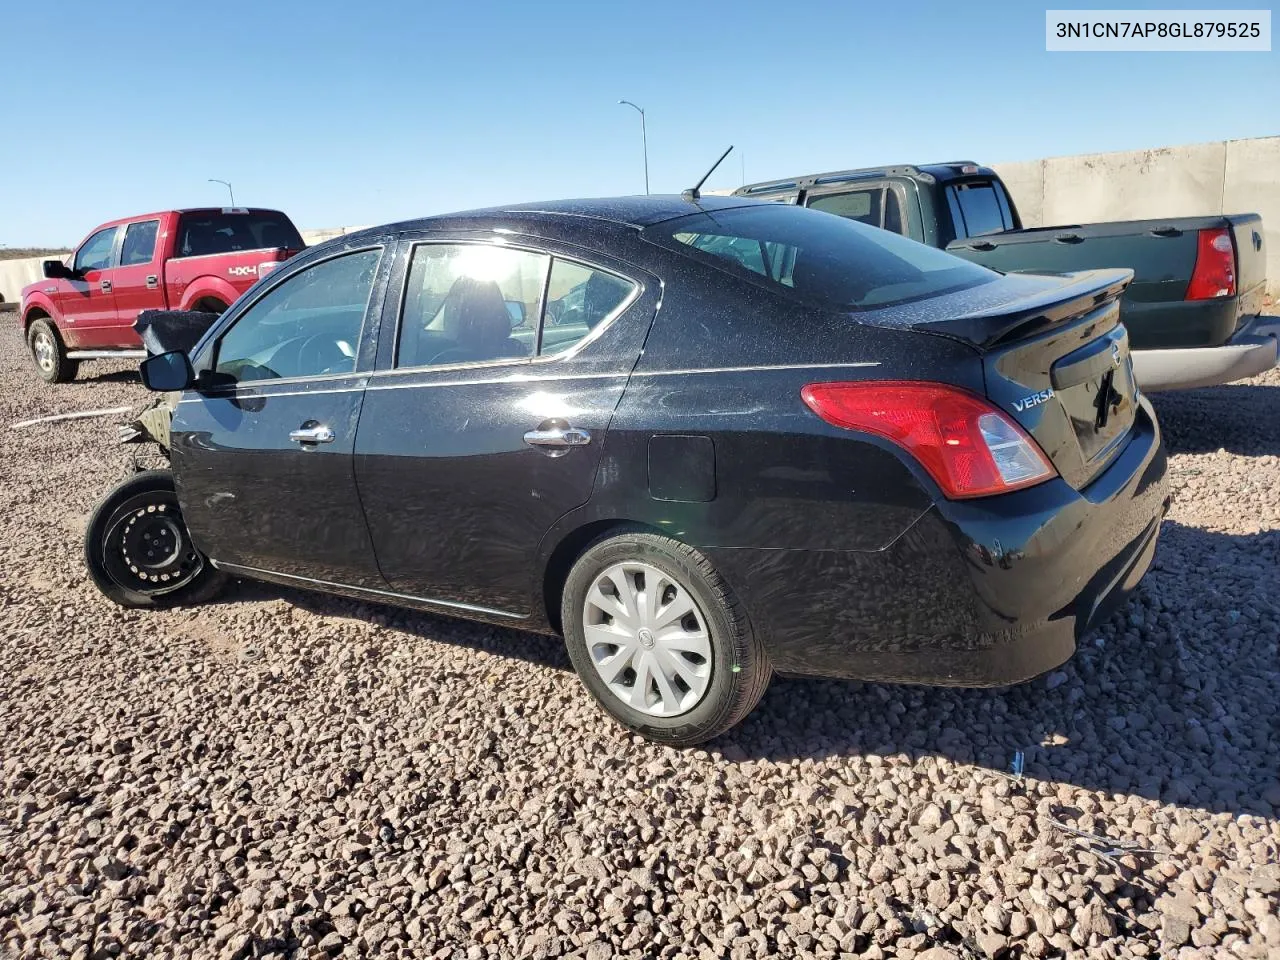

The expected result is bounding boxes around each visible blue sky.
[1,0,1275,245]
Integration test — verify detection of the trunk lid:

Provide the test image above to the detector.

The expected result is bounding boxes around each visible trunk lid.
[859,268,1139,490]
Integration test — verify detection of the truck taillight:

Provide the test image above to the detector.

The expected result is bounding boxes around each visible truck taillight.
[258,261,281,277]
[801,381,1056,499]
[1185,227,1236,300]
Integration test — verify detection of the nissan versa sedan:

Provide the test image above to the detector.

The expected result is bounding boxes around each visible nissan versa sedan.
[84,196,1170,745]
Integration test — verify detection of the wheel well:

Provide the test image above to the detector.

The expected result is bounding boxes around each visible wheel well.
[541,518,665,634]
[192,297,228,314]
[22,308,50,334]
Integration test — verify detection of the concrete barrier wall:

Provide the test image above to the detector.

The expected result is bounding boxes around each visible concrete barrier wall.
[993,137,1279,298]
[0,256,62,310]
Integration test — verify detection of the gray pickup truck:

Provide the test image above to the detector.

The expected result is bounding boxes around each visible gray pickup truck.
[735,163,1275,390]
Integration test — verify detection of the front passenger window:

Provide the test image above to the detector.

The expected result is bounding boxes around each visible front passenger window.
[213,248,381,383]
[74,227,118,273]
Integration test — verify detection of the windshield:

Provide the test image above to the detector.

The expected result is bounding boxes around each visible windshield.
[646,203,998,309]
[176,210,304,258]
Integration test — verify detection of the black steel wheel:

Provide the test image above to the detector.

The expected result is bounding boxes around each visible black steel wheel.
[84,470,228,608]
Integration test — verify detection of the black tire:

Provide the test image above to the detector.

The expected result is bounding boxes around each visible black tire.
[27,319,78,384]
[561,529,771,746]
[84,470,228,609]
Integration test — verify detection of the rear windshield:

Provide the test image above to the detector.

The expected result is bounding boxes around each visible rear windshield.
[645,204,997,309]
[176,211,304,258]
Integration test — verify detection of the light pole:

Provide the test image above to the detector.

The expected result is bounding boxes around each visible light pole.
[617,100,649,195]
[208,179,235,206]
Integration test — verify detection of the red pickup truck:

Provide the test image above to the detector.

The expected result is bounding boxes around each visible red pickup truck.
[20,208,304,382]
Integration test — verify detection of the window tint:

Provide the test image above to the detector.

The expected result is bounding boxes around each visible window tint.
[120,220,159,267]
[176,211,304,258]
[397,244,548,368]
[74,227,118,273]
[947,182,1011,238]
[542,260,635,355]
[214,249,380,383]
[884,190,905,235]
[650,204,997,310]
[808,189,881,226]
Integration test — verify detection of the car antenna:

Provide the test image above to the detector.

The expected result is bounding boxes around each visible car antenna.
[682,145,734,202]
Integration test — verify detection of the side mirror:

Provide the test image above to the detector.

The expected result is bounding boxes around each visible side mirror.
[42,260,74,280]
[140,351,195,392]
[505,300,526,327]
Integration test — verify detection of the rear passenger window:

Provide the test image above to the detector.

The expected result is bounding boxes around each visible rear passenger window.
[947,182,1012,238]
[120,220,159,267]
[397,244,549,369]
[541,260,635,355]
[809,186,909,237]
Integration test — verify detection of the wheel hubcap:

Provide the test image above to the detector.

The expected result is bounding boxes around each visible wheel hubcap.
[33,332,55,372]
[583,561,713,717]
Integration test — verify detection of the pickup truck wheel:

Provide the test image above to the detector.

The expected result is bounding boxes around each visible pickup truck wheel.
[28,319,78,384]
[561,530,772,746]
[84,469,228,609]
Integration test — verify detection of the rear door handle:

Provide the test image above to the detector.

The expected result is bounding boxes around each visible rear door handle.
[145,275,159,289]
[524,421,591,457]
[1149,226,1182,238]
[289,424,335,445]
[967,240,997,252]
[1053,233,1084,244]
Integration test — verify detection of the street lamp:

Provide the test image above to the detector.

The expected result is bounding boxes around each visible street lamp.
[617,100,649,195]
[208,179,235,206]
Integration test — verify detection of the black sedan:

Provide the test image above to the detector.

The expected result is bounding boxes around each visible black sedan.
[85,196,1170,745]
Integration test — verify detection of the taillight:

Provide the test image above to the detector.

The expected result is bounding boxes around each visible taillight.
[257,261,281,278]
[801,381,1056,499]
[1185,227,1236,300]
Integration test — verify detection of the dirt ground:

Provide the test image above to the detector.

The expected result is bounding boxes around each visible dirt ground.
[0,321,1277,960]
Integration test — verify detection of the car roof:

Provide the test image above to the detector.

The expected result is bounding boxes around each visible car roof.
[354,194,762,238]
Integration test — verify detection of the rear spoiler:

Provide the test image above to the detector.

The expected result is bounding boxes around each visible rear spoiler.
[134,309,221,356]
[914,269,1132,349]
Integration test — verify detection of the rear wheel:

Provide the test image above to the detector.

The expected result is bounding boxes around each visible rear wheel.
[84,470,228,608]
[28,319,78,384]
[561,530,771,746]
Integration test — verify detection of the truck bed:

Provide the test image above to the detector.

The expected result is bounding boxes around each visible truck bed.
[945,214,1267,350]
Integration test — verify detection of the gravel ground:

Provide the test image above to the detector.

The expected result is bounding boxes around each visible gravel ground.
[0,321,1277,960]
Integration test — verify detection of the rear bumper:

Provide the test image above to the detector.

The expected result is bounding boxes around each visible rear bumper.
[1132,314,1279,392]
[706,397,1169,686]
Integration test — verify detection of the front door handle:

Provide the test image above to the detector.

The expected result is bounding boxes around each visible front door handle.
[100,279,113,293]
[145,275,159,289]
[524,420,591,457]
[289,424,335,445]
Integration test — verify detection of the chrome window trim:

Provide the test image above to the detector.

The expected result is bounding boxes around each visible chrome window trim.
[211,562,526,620]
[366,369,629,392]
[389,238,643,375]
[178,381,367,403]
[181,360,883,403]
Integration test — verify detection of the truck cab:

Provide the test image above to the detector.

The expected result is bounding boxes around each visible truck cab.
[20,208,304,383]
